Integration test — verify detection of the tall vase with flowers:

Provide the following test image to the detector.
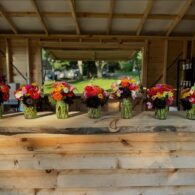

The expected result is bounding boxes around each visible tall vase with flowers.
[181,85,195,120]
[83,85,109,119]
[51,81,75,119]
[0,76,10,119]
[14,83,41,119]
[111,77,140,119]
[146,84,174,120]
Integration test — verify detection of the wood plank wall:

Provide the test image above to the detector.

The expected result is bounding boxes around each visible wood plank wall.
[0,132,195,194]
[166,40,184,88]
[0,38,193,87]
[147,40,166,87]
[0,39,42,85]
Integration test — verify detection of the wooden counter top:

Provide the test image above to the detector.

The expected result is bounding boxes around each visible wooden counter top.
[0,111,194,135]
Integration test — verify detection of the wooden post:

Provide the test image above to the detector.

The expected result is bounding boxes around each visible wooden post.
[26,39,31,84]
[142,40,148,87]
[5,38,12,82]
[191,40,195,58]
[183,40,188,59]
[162,40,168,84]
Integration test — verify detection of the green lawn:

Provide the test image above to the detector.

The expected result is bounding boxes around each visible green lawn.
[43,75,140,94]
[69,78,117,93]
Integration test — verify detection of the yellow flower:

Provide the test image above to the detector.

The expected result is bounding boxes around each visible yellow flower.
[182,91,190,99]
[181,88,190,99]
[98,93,103,99]
[129,78,136,83]
[156,92,163,99]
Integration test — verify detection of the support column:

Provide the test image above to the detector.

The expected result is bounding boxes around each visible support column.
[26,39,31,84]
[142,40,148,87]
[162,40,168,84]
[5,38,12,83]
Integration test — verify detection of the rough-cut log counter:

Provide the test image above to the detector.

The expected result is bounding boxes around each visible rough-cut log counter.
[0,111,195,195]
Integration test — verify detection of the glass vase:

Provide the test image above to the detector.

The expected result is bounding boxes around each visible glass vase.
[155,107,168,120]
[121,98,133,119]
[56,101,69,119]
[186,104,195,120]
[24,105,37,119]
[88,106,101,119]
[0,104,3,119]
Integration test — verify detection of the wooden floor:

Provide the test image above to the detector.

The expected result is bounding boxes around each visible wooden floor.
[0,111,195,194]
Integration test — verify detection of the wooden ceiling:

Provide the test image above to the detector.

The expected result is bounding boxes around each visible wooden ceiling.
[0,0,195,38]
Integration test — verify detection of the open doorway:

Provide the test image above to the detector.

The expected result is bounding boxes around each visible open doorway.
[42,49,143,94]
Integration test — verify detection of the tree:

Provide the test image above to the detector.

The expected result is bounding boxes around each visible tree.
[95,61,106,78]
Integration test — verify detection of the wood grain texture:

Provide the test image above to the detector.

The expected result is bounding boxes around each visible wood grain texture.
[0,132,194,193]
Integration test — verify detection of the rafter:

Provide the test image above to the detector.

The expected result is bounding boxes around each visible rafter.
[31,0,48,35]
[68,0,80,35]
[0,4,18,34]
[136,0,153,36]
[166,0,193,36]
[107,0,115,34]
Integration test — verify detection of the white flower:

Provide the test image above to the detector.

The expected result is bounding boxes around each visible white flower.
[63,87,69,93]
[131,91,137,100]
[15,91,23,99]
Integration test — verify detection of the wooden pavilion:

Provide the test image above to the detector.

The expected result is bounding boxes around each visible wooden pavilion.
[0,0,195,194]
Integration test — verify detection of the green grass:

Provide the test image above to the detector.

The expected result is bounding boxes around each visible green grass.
[43,75,140,94]
[69,78,116,93]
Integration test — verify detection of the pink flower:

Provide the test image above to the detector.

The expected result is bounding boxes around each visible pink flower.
[146,102,153,109]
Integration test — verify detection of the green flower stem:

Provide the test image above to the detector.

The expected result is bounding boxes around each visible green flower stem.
[56,101,69,119]
[186,104,195,120]
[0,104,3,119]
[155,107,168,120]
[24,105,37,119]
[121,98,133,119]
[88,106,101,119]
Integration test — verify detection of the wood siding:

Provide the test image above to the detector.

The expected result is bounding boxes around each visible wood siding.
[147,40,165,87]
[166,40,184,88]
[0,132,195,194]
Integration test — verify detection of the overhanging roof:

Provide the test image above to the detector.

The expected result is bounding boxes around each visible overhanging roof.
[0,0,195,37]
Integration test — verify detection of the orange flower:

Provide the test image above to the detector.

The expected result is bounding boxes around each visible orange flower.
[121,80,129,87]
[52,92,63,101]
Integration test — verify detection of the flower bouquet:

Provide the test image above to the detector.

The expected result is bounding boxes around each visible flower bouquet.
[51,81,75,119]
[0,78,10,118]
[181,85,195,120]
[146,84,174,120]
[83,85,109,119]
[111,77,140,119]
[15,83,41,119]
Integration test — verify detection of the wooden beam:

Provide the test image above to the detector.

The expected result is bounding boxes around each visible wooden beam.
[166,0,193,36]
[136,0,154,36]
[0,4,18,34]
[0,34,193,40]
[31,0,48,35]
[3,11,195,20]
[5,39,12,82]
[107,0,115,34]
[68,0,80,35]
[40,41,145,50]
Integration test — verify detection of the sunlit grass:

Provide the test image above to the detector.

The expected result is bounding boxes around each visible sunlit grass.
[43,74,139,94]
